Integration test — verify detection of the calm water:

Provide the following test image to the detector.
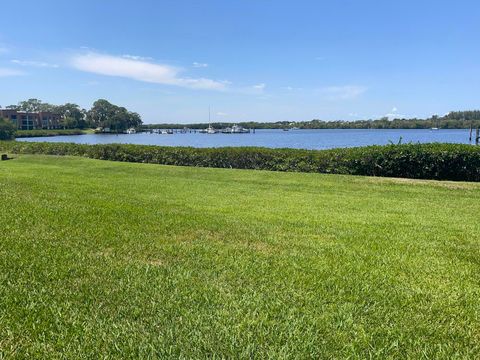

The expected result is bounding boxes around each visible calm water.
[17,129,473,150]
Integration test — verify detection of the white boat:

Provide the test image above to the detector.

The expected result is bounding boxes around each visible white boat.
[126,128,136,134]
[161,130,168,134]
[204,107,218,134]
[206,124,217,134]
[231,124,250,133]
[431,127,439,130]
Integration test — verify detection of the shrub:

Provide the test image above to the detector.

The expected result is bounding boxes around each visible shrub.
[0,141,479,181]
[15,129,86,138]
[0,119,16,140]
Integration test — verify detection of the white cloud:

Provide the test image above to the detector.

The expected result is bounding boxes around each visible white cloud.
[281,86,303,91]
[318,85,367,100]
[0,47,9,54]
[384,107,409,119]
[193,62,208,68]
[122,54,152,61]
[216,111,228,116]
[70,52,227,91]
[11,59,59,68]
[0,67,25,77]
[234,82,267,95]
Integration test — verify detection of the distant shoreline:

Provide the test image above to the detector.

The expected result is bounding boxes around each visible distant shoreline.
[142,114,480,130]
[15,129,93,138]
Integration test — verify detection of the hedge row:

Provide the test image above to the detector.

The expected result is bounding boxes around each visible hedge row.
[1,141,479,181]
[15,129,87,138]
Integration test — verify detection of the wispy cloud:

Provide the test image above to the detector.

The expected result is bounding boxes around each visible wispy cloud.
[216,111,228,116]
[70,52,227,91]
[0,47,9,54]
[0,67,25,77]
[193,62,208,68]
[232,82,267,95]
[252,83,266,90]
[384,106,408,119]
[281,86,302,91]
[317,85,367,100]
[11,59,59,68]
[122,54,153,61]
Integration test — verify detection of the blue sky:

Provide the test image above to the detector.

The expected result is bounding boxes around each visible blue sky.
[0,0,479,123]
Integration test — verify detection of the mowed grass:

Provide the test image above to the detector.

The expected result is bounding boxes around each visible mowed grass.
[1,155,480,358]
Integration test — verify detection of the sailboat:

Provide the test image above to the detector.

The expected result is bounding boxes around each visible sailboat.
[206,125,217,134]
[205,107,218,134]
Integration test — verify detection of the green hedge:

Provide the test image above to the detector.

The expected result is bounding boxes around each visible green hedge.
[15,129,87,138]
[1,141,479,181]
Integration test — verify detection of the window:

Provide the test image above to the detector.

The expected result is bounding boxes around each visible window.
[21,116,34,130]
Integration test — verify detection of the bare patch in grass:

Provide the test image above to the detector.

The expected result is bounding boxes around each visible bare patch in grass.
[246,241,276,255]
[361,176,479,190]
[93,247,114,258]
[144,258,166,267]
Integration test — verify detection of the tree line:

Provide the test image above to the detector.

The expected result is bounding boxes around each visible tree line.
[144,111,480,130]
[3,99,480,130]
[2,98,142,131]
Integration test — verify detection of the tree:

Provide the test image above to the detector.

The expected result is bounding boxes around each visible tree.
[0,118,16,140]
[87,99,115,128]
[17,99,44,112]
[57,103,87,129]
[61,117,78,129]
[87,99,142,131]
[16,98,59,113]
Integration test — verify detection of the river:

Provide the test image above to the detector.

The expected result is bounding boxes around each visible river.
[17,128,473,150]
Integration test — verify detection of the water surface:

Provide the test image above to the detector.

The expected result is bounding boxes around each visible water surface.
[17,129,473,150]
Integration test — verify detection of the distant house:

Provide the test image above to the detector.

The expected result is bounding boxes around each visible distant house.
[94,127,111,133]
[0,109,62,130]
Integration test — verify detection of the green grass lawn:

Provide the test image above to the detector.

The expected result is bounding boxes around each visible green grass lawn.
[1,155,480,358]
